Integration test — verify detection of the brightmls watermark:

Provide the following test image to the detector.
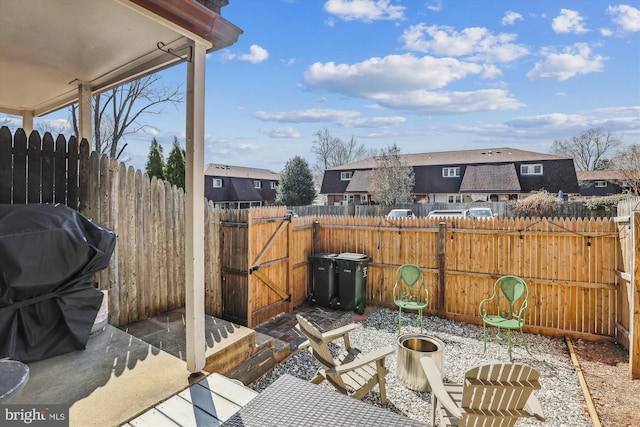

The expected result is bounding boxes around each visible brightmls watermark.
[1,405,68,426]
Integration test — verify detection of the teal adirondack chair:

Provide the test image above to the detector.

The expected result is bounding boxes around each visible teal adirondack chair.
[393,264,429,334]
[479,276,531,361]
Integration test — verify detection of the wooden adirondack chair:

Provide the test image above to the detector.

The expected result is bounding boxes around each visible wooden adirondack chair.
[295,314,394,404]
[420,357,545,427]
[393,264,429,334]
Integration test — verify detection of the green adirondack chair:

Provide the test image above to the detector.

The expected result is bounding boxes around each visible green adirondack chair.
[393,264,429,334]
[479,276,531,361]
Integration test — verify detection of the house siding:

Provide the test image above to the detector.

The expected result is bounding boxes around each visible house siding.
[320,149,579,204]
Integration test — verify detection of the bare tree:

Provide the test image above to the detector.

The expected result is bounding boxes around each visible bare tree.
[71,74,183,159]
[551,128,622,171]
[369,144,414,206]
[612,144,640,195]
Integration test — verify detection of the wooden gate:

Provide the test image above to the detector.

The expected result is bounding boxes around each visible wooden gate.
[247,208,292,327]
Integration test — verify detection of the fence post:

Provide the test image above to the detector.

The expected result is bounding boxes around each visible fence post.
[438,221,446,318]
[632,210,640,379]
[313,220,321,253]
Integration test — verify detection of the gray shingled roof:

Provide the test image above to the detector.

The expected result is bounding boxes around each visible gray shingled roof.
[576,170,625,181]
[459,164,521,192]
[329,147,569,170]
[345,170,372,192]
[205,163,279,180]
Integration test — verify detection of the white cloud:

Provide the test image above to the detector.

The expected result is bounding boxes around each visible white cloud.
[339,115,406,128]
[607,4,640,32]
[372,89,524,114]
[259,126,301,138]
[324,0,405,22]
[426,0,442,12]
[254,108,360,123]
[600,28,614,37]
[501,11,523,26]
[305,54,487,96]
[401,24,528,62]
[281,58,296,66]
[238,45,269,63]
[552,9,588,34]
[526,43,605,81]
[253,108,405,128]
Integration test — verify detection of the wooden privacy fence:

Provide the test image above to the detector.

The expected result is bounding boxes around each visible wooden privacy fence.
[0,127,223,326]
[615,197,640,378]
[285,214,620,339]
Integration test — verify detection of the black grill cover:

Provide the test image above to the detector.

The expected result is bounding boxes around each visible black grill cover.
[0,204,116,362]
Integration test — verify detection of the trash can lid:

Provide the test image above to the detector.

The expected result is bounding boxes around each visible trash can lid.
[336,252,370,261]
[309,253,339,259]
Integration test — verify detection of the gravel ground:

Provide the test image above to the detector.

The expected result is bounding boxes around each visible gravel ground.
[252,308,593,426]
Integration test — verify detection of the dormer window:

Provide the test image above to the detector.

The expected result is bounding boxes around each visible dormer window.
[442,167,460,177]
[212,179,222,188]
[254,180,262,189]
[595,180,607,188]
[341,172,352,181]
[521,164,543,175]
[270,181,277,189]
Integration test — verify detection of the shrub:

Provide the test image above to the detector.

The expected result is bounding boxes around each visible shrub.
[512,190,559,218]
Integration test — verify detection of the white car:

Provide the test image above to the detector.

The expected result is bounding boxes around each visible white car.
[468,207,494,218]
[427,209,470,218]
[387,209,416,218]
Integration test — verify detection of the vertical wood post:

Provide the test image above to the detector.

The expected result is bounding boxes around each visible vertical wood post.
[185,40,206,373]
[77,84,92,143]
[313,220,321,254]
[438,222,446,318]
[632,210,639,379]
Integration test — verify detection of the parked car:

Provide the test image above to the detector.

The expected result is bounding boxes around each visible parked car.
[387,209,416,218]
[468,207,494,218]
[427,209,471,218]
[286,210,299,217]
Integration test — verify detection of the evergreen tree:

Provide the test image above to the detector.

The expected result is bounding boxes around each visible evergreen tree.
[145,137,165,180]
[276,156,316,206]
[165,136,186,189]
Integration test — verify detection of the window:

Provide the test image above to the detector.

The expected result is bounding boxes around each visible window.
[254,180,262,189]
[270,181,277,189]
[360,194,368,203]
[442,167,460,177]
[212,178,222,188]
[343,194,354,204]
[595,181,607,188]
[341,171,352,181]
[448,194,463,203]
[520,164,543,175]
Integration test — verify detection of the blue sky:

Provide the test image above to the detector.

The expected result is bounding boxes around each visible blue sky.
[6,0,640,173]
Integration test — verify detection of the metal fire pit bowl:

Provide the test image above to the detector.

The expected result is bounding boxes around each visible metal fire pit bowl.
[396,334,444,392]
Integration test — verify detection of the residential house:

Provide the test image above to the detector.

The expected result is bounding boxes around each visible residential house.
[321,147,579,205]
[576,170,631,197]
[205,163,279,209]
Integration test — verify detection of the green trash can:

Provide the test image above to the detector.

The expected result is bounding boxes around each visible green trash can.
[336,253,371,314]
[308,253,339,309]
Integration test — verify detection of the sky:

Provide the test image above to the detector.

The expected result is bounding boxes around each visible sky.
[4,0,640,173]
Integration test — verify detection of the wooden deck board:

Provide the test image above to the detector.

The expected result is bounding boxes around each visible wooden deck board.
[124,373,258,426]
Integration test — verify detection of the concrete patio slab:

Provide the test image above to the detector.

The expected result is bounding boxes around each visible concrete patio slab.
[120,308,256,375]
[5,325,191,427]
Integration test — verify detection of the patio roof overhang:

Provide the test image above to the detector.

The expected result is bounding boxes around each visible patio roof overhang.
[0,0,242,117]
[0,0,243,374]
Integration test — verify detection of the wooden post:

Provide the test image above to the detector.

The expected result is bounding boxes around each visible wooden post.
[77,84,92,143]
[438,222,446,318]
[313,220,321,254]
[632,210,639,379]
[185,40,206,373]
